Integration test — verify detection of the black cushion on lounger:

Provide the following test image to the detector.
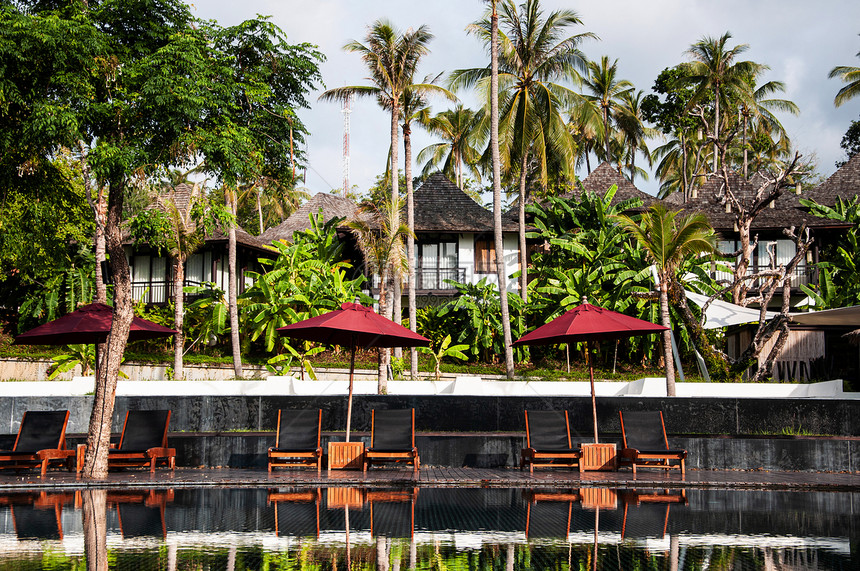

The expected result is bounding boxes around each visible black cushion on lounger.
[371,501,413,538]
[13,411,69,454]
[275,501,319,538]
[619,411,667,451]
[117,410,170,453]
[118,504,165,538]
[527,411,574,451]
[275,410,321,451]
[368,410,413,451]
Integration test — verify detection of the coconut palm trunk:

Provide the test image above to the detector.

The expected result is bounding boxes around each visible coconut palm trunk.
[404,122,419,379]
[228,189,243,378]
[518,152,529,302]
[490,0,515,378]
[659,280,676,396]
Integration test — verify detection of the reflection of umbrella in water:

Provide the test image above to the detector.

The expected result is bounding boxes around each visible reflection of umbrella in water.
[14,302,177,377]
[514,298,667,443]
[277,301,430,441]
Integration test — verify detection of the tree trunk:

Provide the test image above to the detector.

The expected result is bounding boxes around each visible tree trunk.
[82,489,107,571]
[228,189,243,378]
[733,217,753,305]
[518,152,528,303]
[172,256,185,380]
[713,85,720,173]
[660,280,676,396]
[83,173,133,479]
[404,122,419,380]
[490,1,515,379]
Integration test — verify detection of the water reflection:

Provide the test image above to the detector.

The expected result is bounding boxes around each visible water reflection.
[0,486,854,569]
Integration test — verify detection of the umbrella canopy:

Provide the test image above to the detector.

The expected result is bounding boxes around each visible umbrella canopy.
[513,299,667,444]
[277,301,430,442]
[277,302,430,349]
[514,301,668,346]
[14,303,177,345]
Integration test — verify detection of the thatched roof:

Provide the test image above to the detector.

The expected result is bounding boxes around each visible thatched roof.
[259,192,359,244]
[413,173,517,232]
[802,153,860,206]
[564,162,656,210]
[678,170,815,232]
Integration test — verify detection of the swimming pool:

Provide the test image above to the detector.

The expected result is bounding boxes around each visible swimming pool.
[0,486,856,569]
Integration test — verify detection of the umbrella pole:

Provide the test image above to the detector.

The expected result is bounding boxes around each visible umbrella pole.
[588,341,598,444]
[345,344,355,443]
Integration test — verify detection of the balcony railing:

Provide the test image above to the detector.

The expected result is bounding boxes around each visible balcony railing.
[371,268,466,291]
[131,280,210,305]
[711,264,813,288]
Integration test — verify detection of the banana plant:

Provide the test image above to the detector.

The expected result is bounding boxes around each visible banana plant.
[418,334,469,381]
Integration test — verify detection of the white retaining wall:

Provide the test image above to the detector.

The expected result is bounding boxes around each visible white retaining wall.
[0,375,853,399]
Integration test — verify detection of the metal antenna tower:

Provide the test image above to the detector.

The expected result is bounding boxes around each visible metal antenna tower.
[341,93,354,196]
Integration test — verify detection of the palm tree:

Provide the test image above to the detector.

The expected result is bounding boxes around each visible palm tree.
[321,20,435,385]
[829,37,860,107]
[417,104,486,188]
[400,75,455,379]
[581,56,633,162]
[487,0,515,378]
[347,196,413,393]
[453,0,594,302]
[682,33,766,173]
[616,89,655,183]
[736,77,798,177]
[616,204,716,396]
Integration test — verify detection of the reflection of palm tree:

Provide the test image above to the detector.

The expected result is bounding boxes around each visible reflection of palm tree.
[418,104,486,188]
[682,33,765,173]
[617,204,715,396]
[829,36,860,107]
[582,56,633,162]
[453,0,593,301]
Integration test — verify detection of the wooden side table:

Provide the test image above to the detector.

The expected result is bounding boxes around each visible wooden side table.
[580,442,618,471]
[327,442,365,471]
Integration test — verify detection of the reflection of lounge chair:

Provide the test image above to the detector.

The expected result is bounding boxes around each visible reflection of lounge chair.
[0,410,76,476]
[521,411,581,473]
[621,500,671,539]
[108,410,176,472]
[524,490,579,539]
[364,409,419,474]
[268,409,323,472]
[618,411,686,475]
[11,503,63,540]
[269,489,321,538]
[368,489,417,539]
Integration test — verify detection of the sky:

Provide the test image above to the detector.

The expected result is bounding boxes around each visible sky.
[190,0,860,199]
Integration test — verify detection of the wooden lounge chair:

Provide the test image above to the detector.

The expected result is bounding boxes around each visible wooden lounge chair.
[520,410,581,473]
[268,409,323,472]
[0,410,76,476]
[363,409,420,475]
[108,410,176,472]
[618,411,687,475]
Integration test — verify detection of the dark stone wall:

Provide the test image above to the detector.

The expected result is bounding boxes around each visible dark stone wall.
[1,394,855,436]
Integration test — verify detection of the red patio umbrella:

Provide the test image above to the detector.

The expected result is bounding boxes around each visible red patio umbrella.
[14,302,177,377]
[513,298,667,443]
[277,301,430,441]
[14,303,177,345]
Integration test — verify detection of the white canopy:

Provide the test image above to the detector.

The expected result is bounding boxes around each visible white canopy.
[685,291,778,329]
[789,305,860,327]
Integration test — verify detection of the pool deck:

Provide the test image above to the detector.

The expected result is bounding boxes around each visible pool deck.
[1,466,858,492]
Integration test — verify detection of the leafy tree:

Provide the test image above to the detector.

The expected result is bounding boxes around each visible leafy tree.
[0,1,322,478]
[453,0,594,302]
[838,119,860,166]
[617,204,716,395]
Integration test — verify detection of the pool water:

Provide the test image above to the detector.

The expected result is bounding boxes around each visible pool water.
[0,486,856,570]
